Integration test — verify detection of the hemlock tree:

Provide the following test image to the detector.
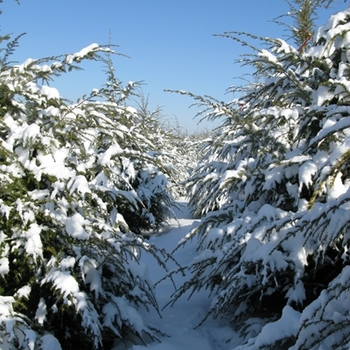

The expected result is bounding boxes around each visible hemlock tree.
[169,5,350,349]
[0,35,179,349]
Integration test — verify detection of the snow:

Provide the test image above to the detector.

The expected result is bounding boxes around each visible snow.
[1,7,350,349]
[258,49,279,64]
[40,85,60,100]
[113,198,349,350]
[24,330,37,350]
[40,334,62,350]
[98,144,123,166]
[311,117,350,146]
[22,123,40,145]
[14,285,31,299]
[65,212,89,240]
[118,201,241,350]
[42,269,80,299]
[312,85,334,106]
[65,43,100,64]
[239,306,300,349]
[0,257,9,277]
[299,160,317,187]
[59,256,76,271]
[35,298,47,325]
[79,256,102,298]
[126,106,138,115]
[36,149,74,180]
[68,174,91,197]
[24,223,43,259]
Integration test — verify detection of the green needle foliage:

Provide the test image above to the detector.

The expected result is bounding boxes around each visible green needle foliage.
[0,29,181,350]
[169,3,350,349]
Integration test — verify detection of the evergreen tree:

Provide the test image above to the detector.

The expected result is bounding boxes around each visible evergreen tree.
[280,0,345,51]
[0,33,178,349]
[169,5,350,349]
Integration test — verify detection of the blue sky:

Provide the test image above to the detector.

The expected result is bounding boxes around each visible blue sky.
[1,0,348,133]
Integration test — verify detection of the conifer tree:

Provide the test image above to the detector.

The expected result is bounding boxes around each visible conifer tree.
[0,31,178,349]
[286,0,322,49]
[283,0,342,51]
[169,4,350,349]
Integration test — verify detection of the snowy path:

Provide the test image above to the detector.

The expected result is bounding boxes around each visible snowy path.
[125,201,240,350]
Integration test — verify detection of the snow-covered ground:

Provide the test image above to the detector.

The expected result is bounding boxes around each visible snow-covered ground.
[119,200,241,350]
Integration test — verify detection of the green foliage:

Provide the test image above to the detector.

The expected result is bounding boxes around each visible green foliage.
[0,30,180,349]
[0,32,26,67]
[169,5,350,349]
[273,0,342,50]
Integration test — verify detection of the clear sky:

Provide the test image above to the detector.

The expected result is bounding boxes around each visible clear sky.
[1,0,348,133]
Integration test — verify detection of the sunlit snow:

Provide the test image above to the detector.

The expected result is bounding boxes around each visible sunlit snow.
[119,202,242,350]
[65,213,89,240]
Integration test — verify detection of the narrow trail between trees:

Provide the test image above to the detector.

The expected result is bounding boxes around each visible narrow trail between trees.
[120,200,240,350]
